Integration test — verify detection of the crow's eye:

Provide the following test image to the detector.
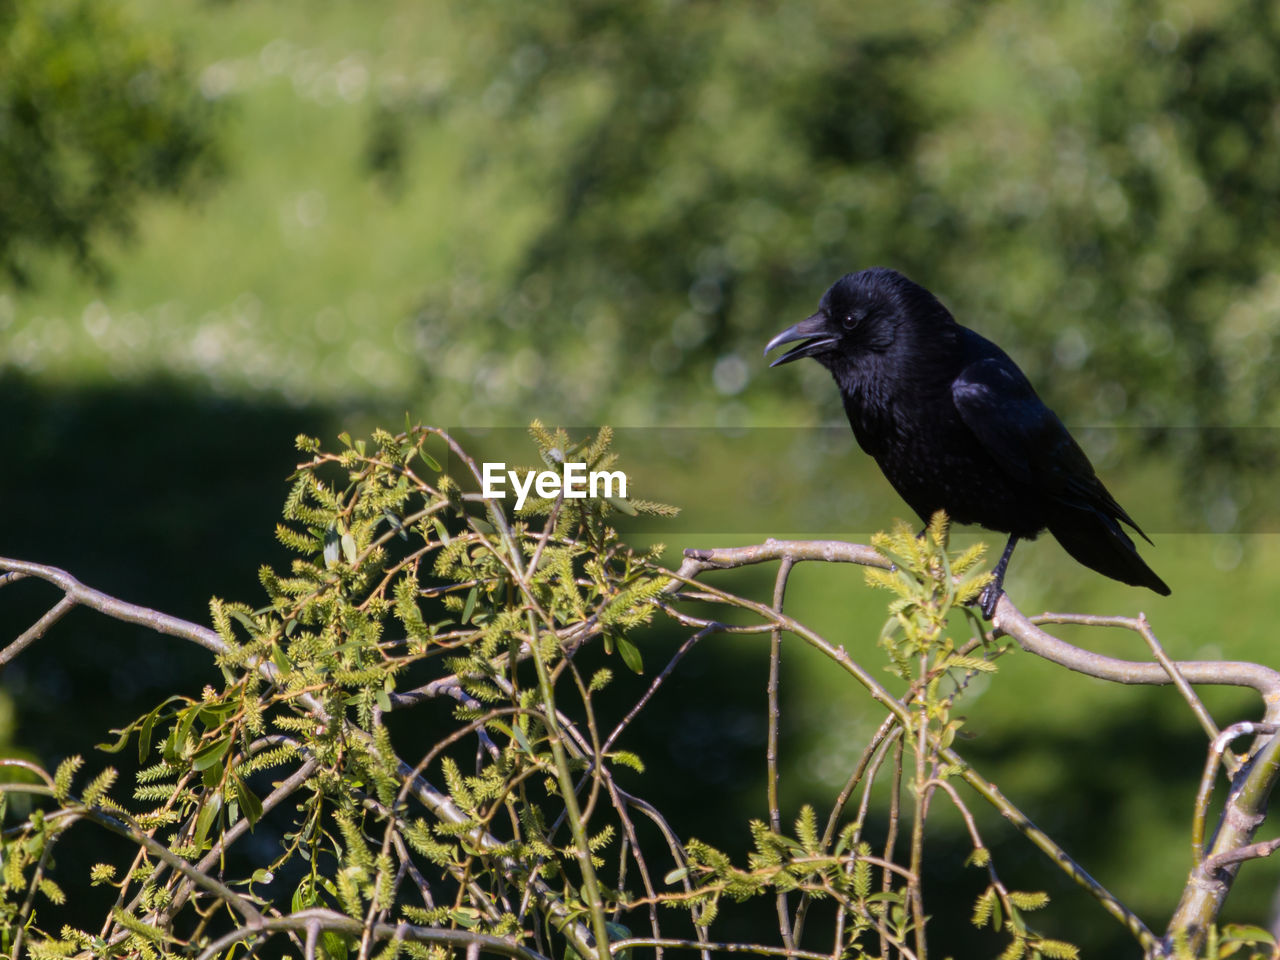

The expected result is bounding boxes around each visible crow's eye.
[841,313,859,330]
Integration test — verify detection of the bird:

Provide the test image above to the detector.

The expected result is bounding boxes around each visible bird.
[764,267,1170,618]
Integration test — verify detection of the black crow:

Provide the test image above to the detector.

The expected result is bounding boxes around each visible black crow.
[764,267,1170,617]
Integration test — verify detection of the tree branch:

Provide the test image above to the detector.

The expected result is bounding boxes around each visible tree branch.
[671,537,1280,952]
[0,557,226,655]
[194,907,550,960]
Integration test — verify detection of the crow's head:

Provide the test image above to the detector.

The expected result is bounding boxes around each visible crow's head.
[764,267,948,369]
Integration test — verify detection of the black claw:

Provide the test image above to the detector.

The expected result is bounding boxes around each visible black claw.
[975,534,1020,621]
[979,583,1002,620]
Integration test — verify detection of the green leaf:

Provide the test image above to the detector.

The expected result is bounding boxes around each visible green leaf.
[616,635,644,673]
[382,509,408,541]
[232,773,263,828]
[198,701,239,727]
[96,721,139,755]
[202,761,222,789]
[292,876,318,913]
[229,609,261,636]
[193,791,223,850]
[607,495,638,516]
[461,586,478,624]
[565,923,633,960]
[166,705,201,762]
[322,931,350,960]
[450,907,481,928]
[192,736,231,772]
[511,725,533,755]
[606,923,633,960]
[138,696,186,763]
[663,867,689,884]
[1221,924,1276,945]
[419,448,442,472]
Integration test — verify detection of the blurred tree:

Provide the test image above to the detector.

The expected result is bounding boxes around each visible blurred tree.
[0,0,220,285]
[399,0,1280,521]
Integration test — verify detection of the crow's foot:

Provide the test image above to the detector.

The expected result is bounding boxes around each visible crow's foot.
[978,582,1003,620]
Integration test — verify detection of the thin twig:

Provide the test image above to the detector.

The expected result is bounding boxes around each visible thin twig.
[794,715,901,946]
[881,736,904,960]
[195,908,550,960]
[1192,723,1279,864]
[603,624,717,753]
[909,693,928,960]
[0,595,76,667]
[1031,610,1225,752]
[0,557,225,654]
[0,784,264,926]
[769,558,795,953]
[608,937,844,960]
[1190,722,1280,927]
[10,817,59,960]
[671,541,1162,950]
[1202,837,1280,873]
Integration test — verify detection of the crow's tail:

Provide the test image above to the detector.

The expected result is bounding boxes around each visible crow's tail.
[1047,509,1171,596]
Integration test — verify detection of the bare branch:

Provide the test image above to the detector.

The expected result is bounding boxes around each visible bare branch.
[669,538,1166,950]
[999,599,1280,706]
[0,556,225,654]
[609,936,865,960]
[194,907,551,960]
[1202,837,1280,873]
[1029,611,1227,748]
[768,558,795,952]
[0,595,76,667]
[1192,723,1280,864]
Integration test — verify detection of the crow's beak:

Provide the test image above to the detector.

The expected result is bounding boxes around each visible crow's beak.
[764,312,837,367]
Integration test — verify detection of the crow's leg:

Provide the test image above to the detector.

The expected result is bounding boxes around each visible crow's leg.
[979,535,1018,619]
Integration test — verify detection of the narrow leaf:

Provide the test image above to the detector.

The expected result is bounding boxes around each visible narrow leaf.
[616,635,644,673]
[192,736,231,772]
[233,773,264,827]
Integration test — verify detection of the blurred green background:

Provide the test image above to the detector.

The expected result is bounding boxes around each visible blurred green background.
[3,0,1280,952]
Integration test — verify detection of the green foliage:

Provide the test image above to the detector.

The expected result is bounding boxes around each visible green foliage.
[628,516,1077,958]
[0,425,678,959]
[0,0,220,284]
[867,513,1000,761]
[418,0,1280,509]
[0,427,1266,957]
[1166,922,1279,960]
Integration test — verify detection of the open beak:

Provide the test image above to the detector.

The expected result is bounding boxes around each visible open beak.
[764,312,837,367]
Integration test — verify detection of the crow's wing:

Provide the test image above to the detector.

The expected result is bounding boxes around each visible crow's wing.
[951,356,1149,540]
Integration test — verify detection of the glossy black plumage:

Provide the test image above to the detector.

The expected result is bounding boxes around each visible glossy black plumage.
[764,267,1170,617]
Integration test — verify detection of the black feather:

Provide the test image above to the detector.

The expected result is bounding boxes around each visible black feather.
[765,267,1169,616]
